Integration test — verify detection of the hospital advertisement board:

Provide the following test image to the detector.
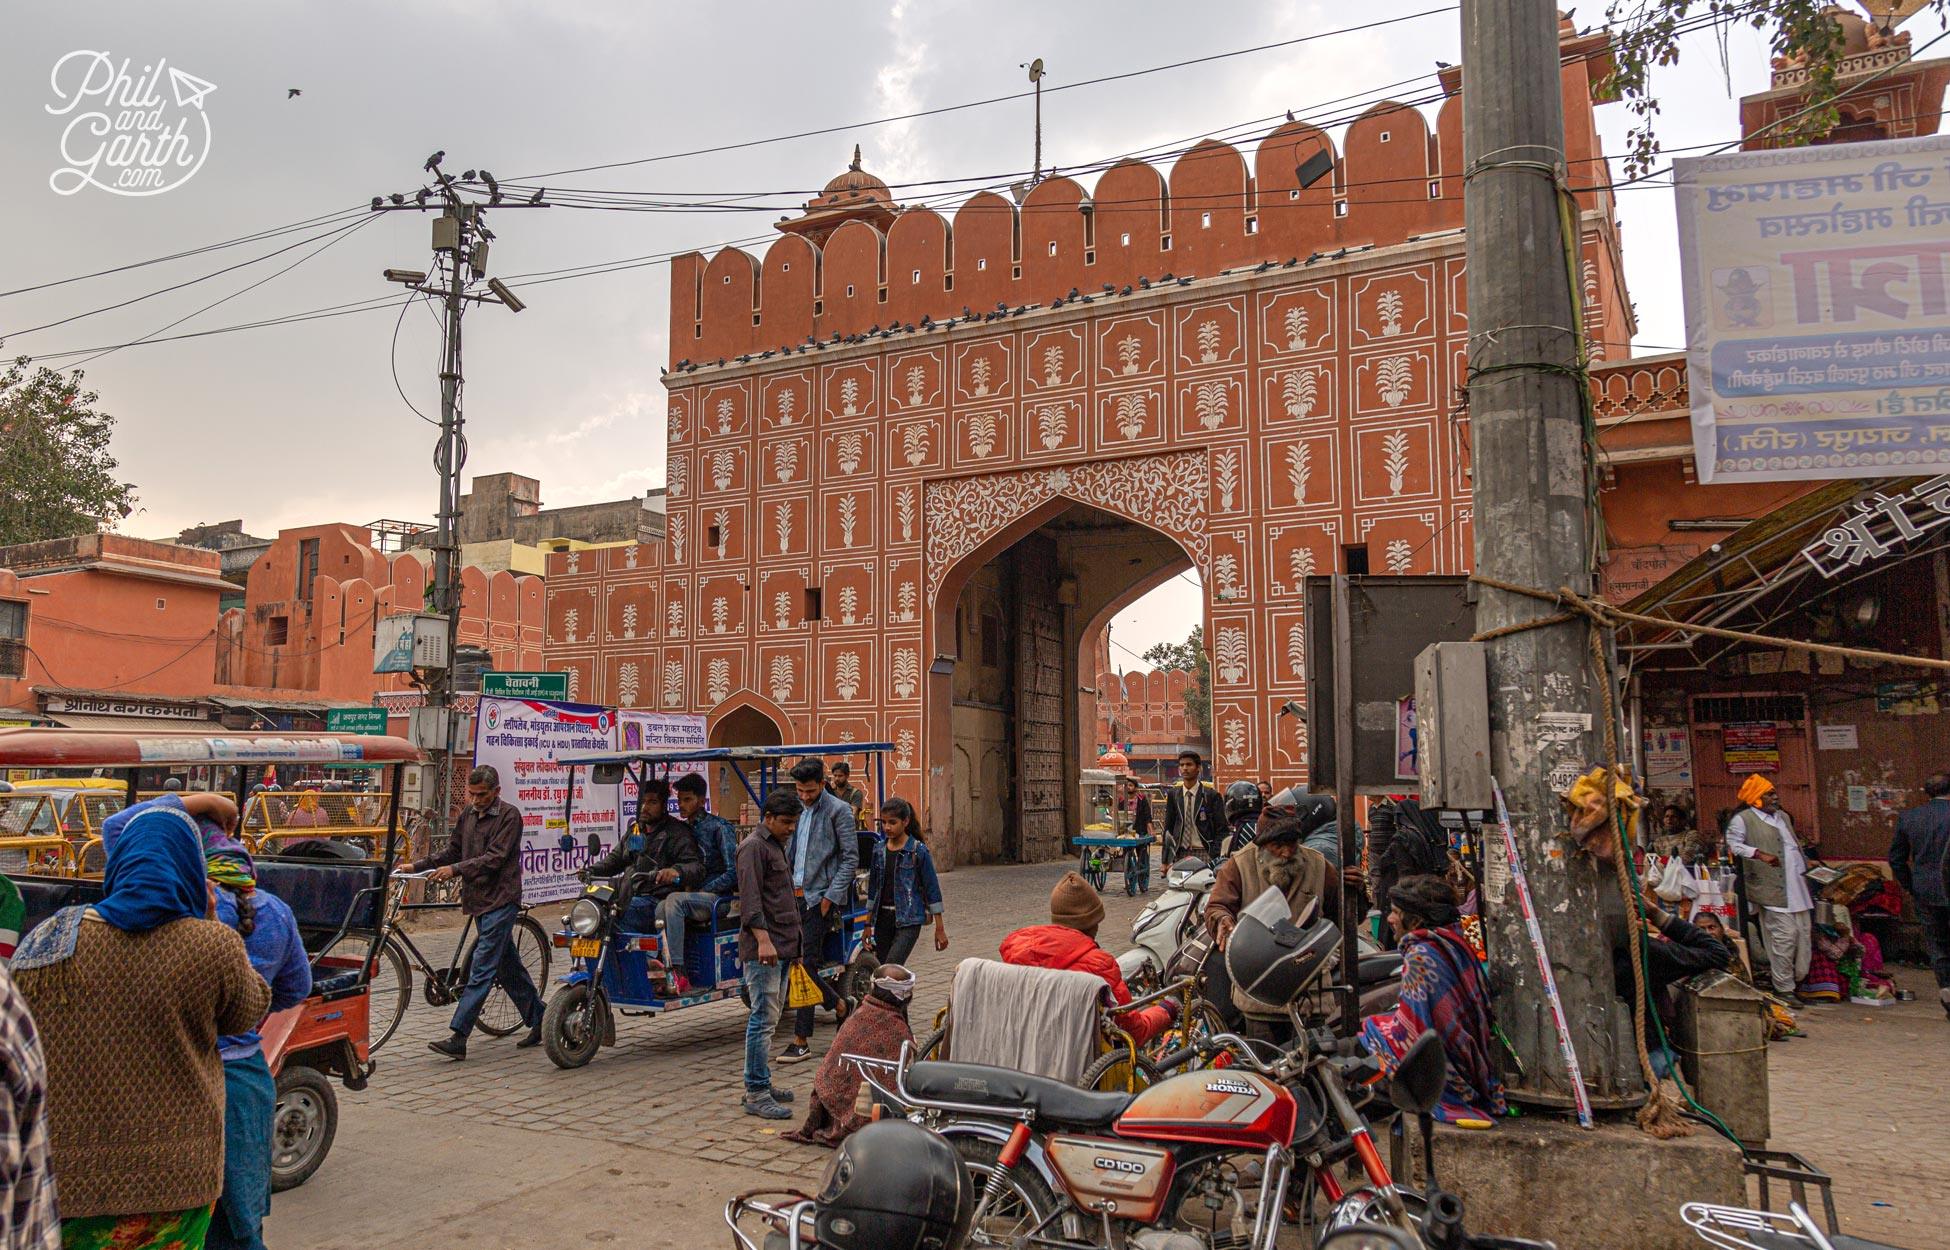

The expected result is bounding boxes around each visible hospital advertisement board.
[1675,134,1950,483]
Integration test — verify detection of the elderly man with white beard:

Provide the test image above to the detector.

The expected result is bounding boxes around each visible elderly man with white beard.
[1200,802,1339,1036]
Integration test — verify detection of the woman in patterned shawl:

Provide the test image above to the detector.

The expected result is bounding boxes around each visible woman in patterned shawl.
[781,965,915,1148]
[1359,874,1506,1124]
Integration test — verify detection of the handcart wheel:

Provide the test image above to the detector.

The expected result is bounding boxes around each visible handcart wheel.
[1135,849,1151,894]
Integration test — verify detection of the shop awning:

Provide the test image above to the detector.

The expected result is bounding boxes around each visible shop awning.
[44,712,223,734]
[1618,473,1941,669]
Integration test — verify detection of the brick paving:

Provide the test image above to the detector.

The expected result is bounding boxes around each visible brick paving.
[348,856,1155,1168]
[278,856,1948,1247]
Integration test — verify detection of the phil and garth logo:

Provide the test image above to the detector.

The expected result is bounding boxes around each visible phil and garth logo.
[46,51,216,197]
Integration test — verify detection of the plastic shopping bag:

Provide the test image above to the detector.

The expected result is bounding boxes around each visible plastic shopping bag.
[786,960,823,1010]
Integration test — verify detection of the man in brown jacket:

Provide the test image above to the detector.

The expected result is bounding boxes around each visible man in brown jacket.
[1203,812,1335,1028]
[400,765,544,1058]
[739,790,803,1120]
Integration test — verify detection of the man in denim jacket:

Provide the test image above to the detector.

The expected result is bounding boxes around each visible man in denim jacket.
[657,772,741,993]
[779,758,859,1063]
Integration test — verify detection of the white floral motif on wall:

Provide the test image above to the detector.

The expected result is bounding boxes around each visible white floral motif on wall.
[1117,335,1142,375]
[617,662,640,708]
[707,658,731,704]
[1283,305,1310,351]
[1193,381,1229,430]
[774,503,794,555]
[1113,393,1147,441]
[774,442,800,483]
[1376,289,1404,337]
[966,413,998,459]
[769,655,794,702]
[895,488,917,543]
[566,667,581,701]
[895,580,918,622]
[839,377,860,417]
[1289,546,1316,586]
[712,450,735,492]
[712,508,731,559]
[838,494,859,547]
[667,600,685,638]
[903,424,930,467]
[710,596,729,634]
[968,357,993,398]
[1287,622,1306,679]
[836,433,863,475]
[1282,369,1317,418]
[1382,430,1411,495]
[621,603,638,639]
[904,365,927,408]
[892,647,918,699]
[715,399,734,434]
[776,389,798,427]
[774,591,792,629]
[669,513,687,564]
[1374,356,1413,408]
[1196,320,1221,364]
[1385,538,1414,574]
[1215,627,1248,685]
[1286,443,1312,505]
[561,608,579,643]
[663,661,683,708]
[565,551,580,574]
[921,451,1209,601]
[1042,345,1064,386]
[895,729,916,770]
[835,652,862,701]
[667,458,688,499]
[837,585,858,625]
[1037,404,1067,451]
[1221,719,1247,767]
[1214,448,1239,511]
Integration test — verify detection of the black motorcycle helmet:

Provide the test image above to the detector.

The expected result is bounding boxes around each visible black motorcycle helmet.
[814,1120,974,1250]
[1224,779,1264,824]
[1224,887,1342,1007]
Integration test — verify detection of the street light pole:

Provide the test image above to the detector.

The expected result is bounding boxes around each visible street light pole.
[1461,0,1640,1108]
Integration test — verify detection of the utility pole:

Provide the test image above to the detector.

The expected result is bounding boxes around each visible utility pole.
[1461,0,1640,1108]
[374,158,540,846]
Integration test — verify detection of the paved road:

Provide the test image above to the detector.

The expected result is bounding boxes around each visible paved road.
[266,858,1947,1247]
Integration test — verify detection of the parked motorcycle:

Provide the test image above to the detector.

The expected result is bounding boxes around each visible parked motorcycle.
[865,889,1450,1250]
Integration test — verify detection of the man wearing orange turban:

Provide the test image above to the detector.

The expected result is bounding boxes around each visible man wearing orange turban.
[1724,774,1816,998]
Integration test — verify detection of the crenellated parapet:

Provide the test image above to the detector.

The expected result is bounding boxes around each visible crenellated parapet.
[670,36,1619,366]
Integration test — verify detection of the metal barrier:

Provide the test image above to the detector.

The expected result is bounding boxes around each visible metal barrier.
[0,836,80,877]
[0,796,57,838]
[243,790,395,838]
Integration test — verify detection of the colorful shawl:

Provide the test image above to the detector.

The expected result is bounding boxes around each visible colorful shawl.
[781,991,913,1148]
[1359,925,1507,1124]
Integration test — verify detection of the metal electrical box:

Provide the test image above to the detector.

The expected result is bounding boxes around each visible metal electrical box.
[374,613,450,674]
[407,707,453,752]
[1414,641,1492,810]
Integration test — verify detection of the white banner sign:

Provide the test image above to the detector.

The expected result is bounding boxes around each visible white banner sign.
[472,697,619,905]
[616,709,710,830]
[1675,134,1950,483]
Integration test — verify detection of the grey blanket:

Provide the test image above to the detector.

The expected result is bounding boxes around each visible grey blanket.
[945,957,1104,1085]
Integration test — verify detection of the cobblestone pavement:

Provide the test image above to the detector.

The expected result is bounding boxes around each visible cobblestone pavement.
[268,856,1948,1248]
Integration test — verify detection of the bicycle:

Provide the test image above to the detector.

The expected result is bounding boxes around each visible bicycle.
[314,873,551,1053]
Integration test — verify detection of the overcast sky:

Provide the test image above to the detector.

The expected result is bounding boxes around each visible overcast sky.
[6,1,1940,663]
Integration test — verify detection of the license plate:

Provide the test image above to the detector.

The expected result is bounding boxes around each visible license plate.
[570,938,602,958]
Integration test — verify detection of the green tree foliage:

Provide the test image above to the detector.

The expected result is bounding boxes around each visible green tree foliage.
[1141,623,1211,740]
[1604,0,1925,176]
[0,352,136,547]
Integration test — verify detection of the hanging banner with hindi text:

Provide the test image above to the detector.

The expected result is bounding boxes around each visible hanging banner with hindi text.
[1675,134,1950,483]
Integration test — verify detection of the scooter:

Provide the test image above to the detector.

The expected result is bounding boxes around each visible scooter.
[1118,854,1220,994]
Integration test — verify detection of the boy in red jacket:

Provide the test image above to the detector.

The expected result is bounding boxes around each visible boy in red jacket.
[999,871,1172,1046]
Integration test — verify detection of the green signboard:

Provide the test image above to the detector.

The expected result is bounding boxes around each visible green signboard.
[327,707,389,735]
[480,671,570,700]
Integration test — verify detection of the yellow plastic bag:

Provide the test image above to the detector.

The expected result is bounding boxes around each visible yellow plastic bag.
[786,961,823,1010]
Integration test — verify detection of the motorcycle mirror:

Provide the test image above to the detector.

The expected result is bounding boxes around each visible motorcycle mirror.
[1388,1030,1449,1117]
[592,762,626,786]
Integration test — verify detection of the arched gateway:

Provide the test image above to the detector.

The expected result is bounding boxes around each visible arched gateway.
[543,24,1634,865]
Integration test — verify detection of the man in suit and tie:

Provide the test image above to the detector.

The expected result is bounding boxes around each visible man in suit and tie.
[1890,771,1950,1020]
[1161,750,1225,862]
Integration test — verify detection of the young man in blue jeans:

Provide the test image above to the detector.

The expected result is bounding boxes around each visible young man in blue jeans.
[738,789,804,1118]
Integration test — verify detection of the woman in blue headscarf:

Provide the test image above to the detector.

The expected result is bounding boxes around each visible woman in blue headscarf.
[15,800,270,1250]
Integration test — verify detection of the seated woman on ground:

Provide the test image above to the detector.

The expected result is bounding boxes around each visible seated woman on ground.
[1358,874,1506,1124]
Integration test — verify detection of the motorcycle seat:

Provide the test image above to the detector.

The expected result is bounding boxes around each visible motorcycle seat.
[905,1061,1134,1129]
[1356,952,1404,983]
[1747,1236,1896,1250]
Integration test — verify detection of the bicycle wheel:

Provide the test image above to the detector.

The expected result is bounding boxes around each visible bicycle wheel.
[467,914,552,1037]
[315,932,412,1054]
[1077,1047,1163,1094]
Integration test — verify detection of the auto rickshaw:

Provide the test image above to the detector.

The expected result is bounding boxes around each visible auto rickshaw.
[0,726,423,1190]
[536,743,888,1069]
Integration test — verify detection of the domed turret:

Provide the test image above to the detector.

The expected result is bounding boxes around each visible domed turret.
[776,144,902,245]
